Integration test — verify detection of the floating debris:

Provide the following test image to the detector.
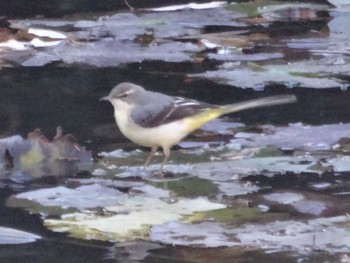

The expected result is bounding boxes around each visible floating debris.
[0,127,91,177]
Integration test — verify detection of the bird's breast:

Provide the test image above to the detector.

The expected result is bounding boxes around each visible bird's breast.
[114,108,189,148]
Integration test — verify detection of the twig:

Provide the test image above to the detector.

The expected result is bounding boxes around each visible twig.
[124,0,134,11]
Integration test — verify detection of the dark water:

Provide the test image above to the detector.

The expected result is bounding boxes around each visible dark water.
[1,64,350,143]
[0,0,210,18]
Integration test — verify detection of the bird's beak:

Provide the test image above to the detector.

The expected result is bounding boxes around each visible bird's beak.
[99,95,110,102]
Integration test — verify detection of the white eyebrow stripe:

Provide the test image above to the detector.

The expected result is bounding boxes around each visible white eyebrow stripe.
[116,89,135,98]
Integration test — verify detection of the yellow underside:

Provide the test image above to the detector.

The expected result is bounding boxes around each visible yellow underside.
[183,107,226,133]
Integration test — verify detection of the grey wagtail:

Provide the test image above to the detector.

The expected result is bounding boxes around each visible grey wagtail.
[100,82,297,171]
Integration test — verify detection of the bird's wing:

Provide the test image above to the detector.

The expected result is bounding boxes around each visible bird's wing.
[131,96,215,128]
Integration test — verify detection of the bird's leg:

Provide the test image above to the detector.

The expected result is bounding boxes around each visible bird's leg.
[143,146,158,170]
[159,147,171,172]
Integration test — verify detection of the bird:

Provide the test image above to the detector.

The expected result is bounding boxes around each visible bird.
[100,82,297,171]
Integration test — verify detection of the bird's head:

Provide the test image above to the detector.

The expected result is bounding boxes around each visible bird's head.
[100,82,146,109]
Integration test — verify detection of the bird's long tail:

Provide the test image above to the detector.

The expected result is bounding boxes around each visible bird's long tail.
[183,94,297,132]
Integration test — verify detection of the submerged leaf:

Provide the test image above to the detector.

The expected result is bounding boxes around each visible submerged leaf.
[190,61,349,89]
[155,177,219,197]
[43,197,226,241]
[189,207,289,225]
[150,216,350,251]
[228,1,328,19]
[190,207,261,224]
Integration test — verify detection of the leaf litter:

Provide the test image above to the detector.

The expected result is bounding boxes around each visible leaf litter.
[5,121,350,253]
[1,1,349,90]
[0,127,91,177]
